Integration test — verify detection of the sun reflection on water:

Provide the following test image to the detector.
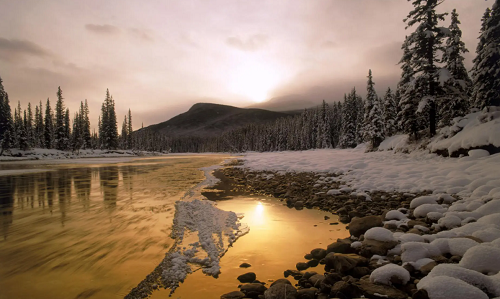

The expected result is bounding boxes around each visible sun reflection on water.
[252,202,266,225]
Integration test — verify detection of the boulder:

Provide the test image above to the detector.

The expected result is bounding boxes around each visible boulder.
[221,291,246,299]
[326,239,352,254]
[310,248,327,260]
[330,281,363,298]
[349,215,383,237]
[356,279,408,299]
[270,279,291,287]
[296,262,309,271]
[294,201,304,210]
[307,259,319,267]
[296,288,317,299]
[359,239,398,257]
[239,262,252,268]
[324,253,367,273]
[240,283,267,298]
[237,272,257,283]
[308,274,325,287]
[264,283,297,299]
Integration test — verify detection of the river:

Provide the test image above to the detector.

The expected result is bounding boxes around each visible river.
[0,155,348,299]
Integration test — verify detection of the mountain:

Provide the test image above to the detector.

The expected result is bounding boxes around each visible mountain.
[142,103,293,137]
[249,94,319,111]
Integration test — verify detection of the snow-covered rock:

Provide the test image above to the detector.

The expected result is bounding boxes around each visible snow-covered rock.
[460,245,500,274]
[370,264,410,286]
[364,227,396,243]
[417,275,489,299]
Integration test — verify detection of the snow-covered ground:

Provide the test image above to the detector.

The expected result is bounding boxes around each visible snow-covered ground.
[241,145,500,298]
[0,148,165,161]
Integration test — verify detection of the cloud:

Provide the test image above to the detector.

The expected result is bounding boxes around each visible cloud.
[128,28,154,42]
[226,34,268,51]
[320,40,337,49]
[0,38,51,62]
[85,24,121,35]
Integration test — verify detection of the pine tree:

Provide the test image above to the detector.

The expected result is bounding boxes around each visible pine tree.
[26,103,34,148]
[99,89,119,150]
[127,109,133,149]
[0,77,13,153]
[108,96,118,149]
[55,87,67,150]
[82,100,91,149]
[64,108,71,148]
[383,87,398,136]
[339,91,358,148]
[121,115,128,149]
[404,0,448,136]
[71,112,83,152]
[363,70,384,148]
[44,98,54,149]
[439,8,472,127]
[471,2,500,109]
[34,102,44,148]
[397,38,420,139]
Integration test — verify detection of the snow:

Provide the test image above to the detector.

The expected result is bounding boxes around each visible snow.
[327,189,341,195]
[401,242,440,263]
[413,204,447,218]
[378,135,409,151]
[162,199,248,292]
[364,227,396,243]
[428,109,500,155]
[469,149,490,158]
[410,195,438,208]
[425,264,500,297]
[370,264,410,286]
[385,210,407,220]
[459,245,500,274]
[437,214,462,229]
[242,148,500,202]
[417,276,489,299]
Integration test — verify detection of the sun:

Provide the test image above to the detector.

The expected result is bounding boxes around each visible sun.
[227,59,281,103]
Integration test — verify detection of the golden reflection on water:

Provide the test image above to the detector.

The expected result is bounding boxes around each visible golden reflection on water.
[156,197,350,299]
[0,155,229,299]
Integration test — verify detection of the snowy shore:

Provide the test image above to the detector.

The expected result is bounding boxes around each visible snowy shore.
[217,147,500,299]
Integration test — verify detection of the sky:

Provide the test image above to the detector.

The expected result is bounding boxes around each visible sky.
[0,0,493,129]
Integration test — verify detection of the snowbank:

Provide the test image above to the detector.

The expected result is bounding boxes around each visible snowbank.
[428,107,500,156]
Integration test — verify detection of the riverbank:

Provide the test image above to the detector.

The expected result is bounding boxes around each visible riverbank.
[0,148,166,161]
[217,149,500,299]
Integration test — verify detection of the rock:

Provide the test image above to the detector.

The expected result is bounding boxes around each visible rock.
[349,215,383,237]
[412,289,430,299]
[304,253,313,260]
[284,270,303,280]
[356,278,408,299]
[348,266,371,278]
[319,272,343,294]
[264,283,297,299]
[221,291,246,299]
[296,288,317,299]
[238,272,257,283]
[239,263,252,268]
[419,261,437,275]
[408,220,427,228]
[308,274,325,287]
[324,215,330,220]
[294,201,304,210]
[326,239,352,254]
[330,281,363,298]
[307,259,319,267]
[270,279,291,287]
[339,215,350,224]
[324,253,367,273]
[384,223,398,230]
[240,283,267,298]
[359,239,398,257]
[310,248,327,260]
[296,262,309,271]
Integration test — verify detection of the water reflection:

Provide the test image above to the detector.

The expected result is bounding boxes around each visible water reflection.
[0,156,228,299]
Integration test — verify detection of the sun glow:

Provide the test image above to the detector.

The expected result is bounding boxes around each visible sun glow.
[228,59,281,103]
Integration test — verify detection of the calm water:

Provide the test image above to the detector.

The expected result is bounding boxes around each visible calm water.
[0,155,228,299]
[0,156,349,299]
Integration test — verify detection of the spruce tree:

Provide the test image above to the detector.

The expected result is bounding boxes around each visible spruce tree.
[34,102,44,148]
[363,70,384,148]
[0,77,13,153]
[26,103,34,148]
[339,90,358,148]
[383,87,398,136]
[471,1,500,109]
[121,115,128,149]
[99,89,119,149]
[127,109,133,149]
[55,87,66,150]
[83,100,91,149]
[439,8,472,127]
[44,98,54,148]
[64,108,71,148]
[404,0,448,136]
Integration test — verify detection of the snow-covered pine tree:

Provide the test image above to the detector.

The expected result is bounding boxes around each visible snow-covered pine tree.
[82,100,91,149]
[108,96,119,149]
[363,70,384,149]
[44,98,53,149]
[121,115,128,149]
[317,100,332,148]
[339,91,358,148]
[383,87,397,136]
[404,0,448,137]
[34,102,44,148]
[397,38,421,140]
[439,8,472,127]
[363,70,375,141]
[55,87,67,150]
[471,1,500,109]
[354,92,364,145]
[64,108,71,149]
[127,109,133,149]
[71,112,83,152]
[26,103,34,148]
[0,77,13,153]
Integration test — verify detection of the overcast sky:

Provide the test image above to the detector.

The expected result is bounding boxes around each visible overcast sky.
[0,0,492,129]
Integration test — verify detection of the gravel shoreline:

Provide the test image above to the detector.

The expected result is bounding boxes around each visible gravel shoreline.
[216,165,468,299]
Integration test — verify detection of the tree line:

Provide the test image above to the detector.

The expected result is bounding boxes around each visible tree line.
[1,0,499,154]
